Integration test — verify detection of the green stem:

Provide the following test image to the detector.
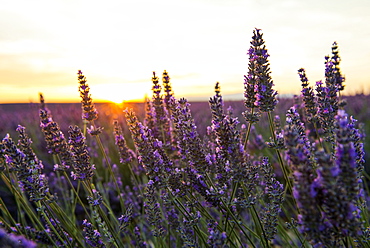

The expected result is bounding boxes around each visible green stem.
[243,107,255,151]
[62,171,91,220]
[266,112,297,210]
[0,197,23,234]
[36,202,68,247]
[92,120,126,213]
[82,180,123,247]
[250,205,270,248]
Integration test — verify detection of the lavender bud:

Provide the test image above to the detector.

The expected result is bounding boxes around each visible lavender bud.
[82,219,105,248]
[39,109,72,170]
[68,125,95,181]
[78,70,98,122]
[245,28,278,113]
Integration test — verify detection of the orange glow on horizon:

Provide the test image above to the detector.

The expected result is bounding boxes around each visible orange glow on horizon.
[89,82,150,104]
[1,1,370,103]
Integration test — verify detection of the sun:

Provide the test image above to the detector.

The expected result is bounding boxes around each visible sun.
[91,83,149,104]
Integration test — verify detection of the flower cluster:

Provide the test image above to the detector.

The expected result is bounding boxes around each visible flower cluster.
[125,109,176,190]
[39,108,72,171]
[298,68,317,122]
[143,180,164,237]
[113,120,135,164]
[285,107,365,246]
[244,28,278,114]
[149,71,173,149]
[2,129,49,202]
[168,97,211,174]
[209,82,243,186]
[162,70,173,106]
[82,219,105,248]
[259,157,284,241]
[69,125,96,181]
[325,42,345,92]
[16,126,50,202]
[284,107,325,246]
[78,70,98,122]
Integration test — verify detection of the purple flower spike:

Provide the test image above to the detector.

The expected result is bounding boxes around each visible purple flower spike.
[39,108,72,170]
[68,125,95,181]
[244,28,278,114]
[78,70,98,122]
[2,129,50,202]
[82,220,105,247]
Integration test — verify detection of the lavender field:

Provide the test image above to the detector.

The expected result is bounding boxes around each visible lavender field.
[0,29,369,247]
[0,96,369,171]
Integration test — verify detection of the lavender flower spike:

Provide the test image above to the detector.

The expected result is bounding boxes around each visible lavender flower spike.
[113,120,135,164]
[2,130,49,202]
[125,109,173,186]
[168,97,210,174]
[326,42,345,92]
[39,109,72,170]
[284,108,323,246]
[297,68,317,122]
[329,110,363,237]
[249,28,278,113]
[16,125,50,202]
[68,125,96,181]
[162,70,173,106]
[78,70,98,122]
[82,219,105,248]
[260,157,284,241]
[151,71,172,147]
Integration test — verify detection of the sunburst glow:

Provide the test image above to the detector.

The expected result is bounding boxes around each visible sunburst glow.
[1,0,370,103]
[91,83,150,103]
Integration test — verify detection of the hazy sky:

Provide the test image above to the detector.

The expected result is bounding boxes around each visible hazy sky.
[1,0,369,103]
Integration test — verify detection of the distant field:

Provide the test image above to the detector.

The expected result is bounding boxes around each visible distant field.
[1,94,369,170]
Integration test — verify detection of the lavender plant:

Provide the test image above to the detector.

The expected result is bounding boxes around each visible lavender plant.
[0,29,368,248]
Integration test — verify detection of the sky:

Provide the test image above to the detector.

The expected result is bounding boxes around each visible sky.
[0,0,369,103]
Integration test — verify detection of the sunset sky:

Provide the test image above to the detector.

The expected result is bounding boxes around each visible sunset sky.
[1,0,369,103]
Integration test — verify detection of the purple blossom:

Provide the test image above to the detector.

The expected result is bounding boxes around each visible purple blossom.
[0,228,37,248]
[150,71,172,148]
[162,70,173,107]
[208,82,243,186]
[325,42,345,91]
[125,109,178,190]
[16,126,50,202]
[329,110,363,235]
[167,97,211,174]
[315,43,345,143]
[113,120,136,165]
[118,203,133,232]
[348,116,366,173]
[82,220,105,247]
[143,179,165,237]
[131,226,147,248]
[284,108,324,246]
[207,220,227,247]
[259,157,284,240]
[2,130,49,202]
[298,68,318,122]
[68,125,95,181]
[87,125,104,136]
[244,28,278,113]
[39,109,72,170]
[78,70,98,122]
[87,189,103,206]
